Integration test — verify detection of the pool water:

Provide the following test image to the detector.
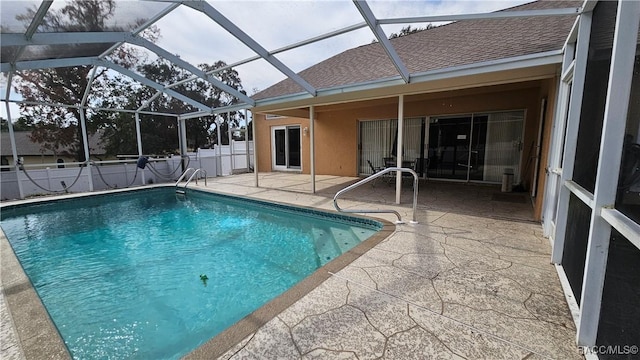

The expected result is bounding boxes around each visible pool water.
[0,188,381,359]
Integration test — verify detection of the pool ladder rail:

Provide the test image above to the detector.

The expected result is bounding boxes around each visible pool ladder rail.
[333,167,419,224]
[175,168,207,195]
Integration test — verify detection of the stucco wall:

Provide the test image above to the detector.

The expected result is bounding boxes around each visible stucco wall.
[255,116,310,174]
[255,80,557,220]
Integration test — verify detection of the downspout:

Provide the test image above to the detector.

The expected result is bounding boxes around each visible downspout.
[310,105,315,193]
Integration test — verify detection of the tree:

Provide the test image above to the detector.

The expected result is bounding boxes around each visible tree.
[95,59,247,155]
[0,116,35,132]
[388,25,436,39]
[372,24,437,43]
[12,0,155,161]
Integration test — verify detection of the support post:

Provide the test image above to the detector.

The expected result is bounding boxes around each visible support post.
[216,116,223,176]
[4,93,24,199]
[310,105,316,193]
[178,117,188,173]
[552,11,592,264]
[577,0,640,346]
[252,111,259,187]
[245,109,250,173]
[79,109,93,191]
[228,111,234,173]
[396,95,404,204]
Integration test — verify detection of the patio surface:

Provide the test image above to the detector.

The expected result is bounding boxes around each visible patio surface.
[190,173,580,359]
[0,172,581,359]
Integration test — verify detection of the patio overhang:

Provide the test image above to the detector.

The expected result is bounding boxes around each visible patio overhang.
[252,50,563,115]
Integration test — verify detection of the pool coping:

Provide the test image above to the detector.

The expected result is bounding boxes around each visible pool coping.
[0,185,395,360]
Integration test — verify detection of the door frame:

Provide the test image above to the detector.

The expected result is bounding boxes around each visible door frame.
[271,125,302,171]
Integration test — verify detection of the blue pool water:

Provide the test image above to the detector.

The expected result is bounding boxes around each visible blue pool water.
[0,188,381,359]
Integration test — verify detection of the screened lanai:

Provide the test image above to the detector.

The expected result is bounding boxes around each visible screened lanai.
[0,0,580,200]
[4,1,640,359]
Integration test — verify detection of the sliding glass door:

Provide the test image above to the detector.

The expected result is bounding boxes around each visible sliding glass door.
[358,118,424,175]
[428,111,524,183]
[358,111,523,182]
[271,125,301,171]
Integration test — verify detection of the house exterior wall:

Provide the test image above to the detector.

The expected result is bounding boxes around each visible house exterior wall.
[261,82,546,168]
[533,77,560,221]
[255,80,558,221]
[256,116,310,174]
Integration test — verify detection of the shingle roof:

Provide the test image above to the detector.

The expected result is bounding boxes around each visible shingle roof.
[0,131,106,157]
[252,0,580,101]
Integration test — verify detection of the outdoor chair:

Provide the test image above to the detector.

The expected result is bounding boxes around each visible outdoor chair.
[367,160,385,186]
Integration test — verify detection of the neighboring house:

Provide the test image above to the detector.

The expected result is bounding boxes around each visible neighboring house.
[0,131,106,168]
[251,0,640,354]
[252,0,581,221]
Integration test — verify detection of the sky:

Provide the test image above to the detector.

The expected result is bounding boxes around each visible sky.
[1,0,532,120]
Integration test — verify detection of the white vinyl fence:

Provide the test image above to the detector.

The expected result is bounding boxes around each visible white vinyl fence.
[0,142,253,201]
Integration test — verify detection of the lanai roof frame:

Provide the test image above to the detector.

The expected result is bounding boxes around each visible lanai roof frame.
[1,0,584,200]
[1,0,584,118]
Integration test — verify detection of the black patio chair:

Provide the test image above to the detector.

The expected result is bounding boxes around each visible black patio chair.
[367,160,384,186]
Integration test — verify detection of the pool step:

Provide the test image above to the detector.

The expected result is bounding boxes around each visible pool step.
[329,227,361,254]
[312,227,341,266]
[350,226,377,242]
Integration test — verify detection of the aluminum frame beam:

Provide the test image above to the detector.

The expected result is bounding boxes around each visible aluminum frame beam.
[1,98,179,117]
[10,0,54,64]
[96,59,213,113]
[378,7,582,25]
[1,56,96,73]
[98,2,180,59]
[126,34,255,106]
[163,21,368,93]
[2,32,129,47]
[182,1,317,96]
[353,0,410,83]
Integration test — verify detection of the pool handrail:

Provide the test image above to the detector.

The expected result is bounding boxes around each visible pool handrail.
[175,168,207,193]
[333,167,419,224]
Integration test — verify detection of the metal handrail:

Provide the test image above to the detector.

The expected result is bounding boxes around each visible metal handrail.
[184,168,207,188]
[333,167,419,224]
[175,168,195,185]
[175,168,207,191]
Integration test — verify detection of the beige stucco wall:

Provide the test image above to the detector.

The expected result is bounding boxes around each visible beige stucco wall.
[255,79,559,221]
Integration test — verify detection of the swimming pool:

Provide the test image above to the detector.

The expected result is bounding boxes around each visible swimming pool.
[0,187,384,359]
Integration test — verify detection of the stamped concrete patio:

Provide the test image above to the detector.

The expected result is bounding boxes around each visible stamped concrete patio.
[0,172,580,359]
[189,173,580,359]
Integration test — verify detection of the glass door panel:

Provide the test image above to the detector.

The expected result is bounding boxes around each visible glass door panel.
[469,115,488,181]
[288,127,301,168]
[428,117,471,180]
[482,111,524,183]
[271,126,301,170]
[274,128,286,167]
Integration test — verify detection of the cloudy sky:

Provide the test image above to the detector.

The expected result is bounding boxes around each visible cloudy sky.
[1,0,531,119]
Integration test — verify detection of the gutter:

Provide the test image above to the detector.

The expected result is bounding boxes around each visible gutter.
[252,50,564,112]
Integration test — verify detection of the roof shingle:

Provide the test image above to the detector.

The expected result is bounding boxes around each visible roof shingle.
[252,0,580,101]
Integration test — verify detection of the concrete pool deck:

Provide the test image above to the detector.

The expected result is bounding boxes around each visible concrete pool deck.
[0,173,581,359]
[190,173,581,359]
